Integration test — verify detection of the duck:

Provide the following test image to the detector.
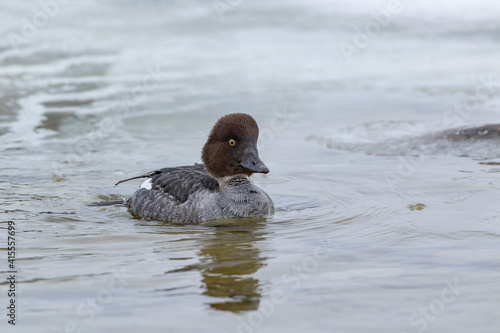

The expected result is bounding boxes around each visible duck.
[93,113,274,223]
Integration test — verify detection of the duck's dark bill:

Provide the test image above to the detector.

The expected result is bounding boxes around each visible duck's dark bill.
[240,151,269,174]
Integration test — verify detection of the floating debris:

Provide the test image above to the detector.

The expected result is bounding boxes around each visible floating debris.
[408,203,426,211]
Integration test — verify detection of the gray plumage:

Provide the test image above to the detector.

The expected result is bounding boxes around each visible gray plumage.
[126,164,274,223]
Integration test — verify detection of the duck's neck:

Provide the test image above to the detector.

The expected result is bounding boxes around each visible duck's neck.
[217,174,252,188]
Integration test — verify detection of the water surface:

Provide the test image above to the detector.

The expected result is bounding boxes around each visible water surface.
[1,1,500,332]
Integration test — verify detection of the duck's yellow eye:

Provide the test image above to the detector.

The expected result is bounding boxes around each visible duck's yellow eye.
[228,139,236,146]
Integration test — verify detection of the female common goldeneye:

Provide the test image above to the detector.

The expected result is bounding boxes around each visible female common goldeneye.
[96,113,274,223]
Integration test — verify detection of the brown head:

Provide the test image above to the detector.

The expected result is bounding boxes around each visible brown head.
[201,113,270,178]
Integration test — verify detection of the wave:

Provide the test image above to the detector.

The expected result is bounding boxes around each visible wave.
[309,122,500,158]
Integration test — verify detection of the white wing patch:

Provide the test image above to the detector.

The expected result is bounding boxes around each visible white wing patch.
[140,178,153,190]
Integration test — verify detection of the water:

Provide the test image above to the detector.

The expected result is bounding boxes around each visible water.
[1,0,500,332]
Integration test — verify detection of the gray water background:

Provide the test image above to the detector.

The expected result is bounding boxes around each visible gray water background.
[1,0,500,332]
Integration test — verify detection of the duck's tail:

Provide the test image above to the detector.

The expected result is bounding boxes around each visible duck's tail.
[88,196,128,207]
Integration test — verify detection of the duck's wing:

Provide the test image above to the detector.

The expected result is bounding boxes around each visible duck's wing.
[115,163,204,185]
[120,164,219,203]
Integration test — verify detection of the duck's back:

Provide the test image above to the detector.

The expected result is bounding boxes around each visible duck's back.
[126,164,274,223]
[126,164,216,222]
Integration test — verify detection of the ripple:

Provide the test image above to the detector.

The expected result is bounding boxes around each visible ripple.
[310,121,500,159]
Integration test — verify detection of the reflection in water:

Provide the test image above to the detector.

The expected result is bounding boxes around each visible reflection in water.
[198,219,268,312]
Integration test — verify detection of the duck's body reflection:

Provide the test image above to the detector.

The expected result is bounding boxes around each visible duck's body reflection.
[168,218,268,312]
